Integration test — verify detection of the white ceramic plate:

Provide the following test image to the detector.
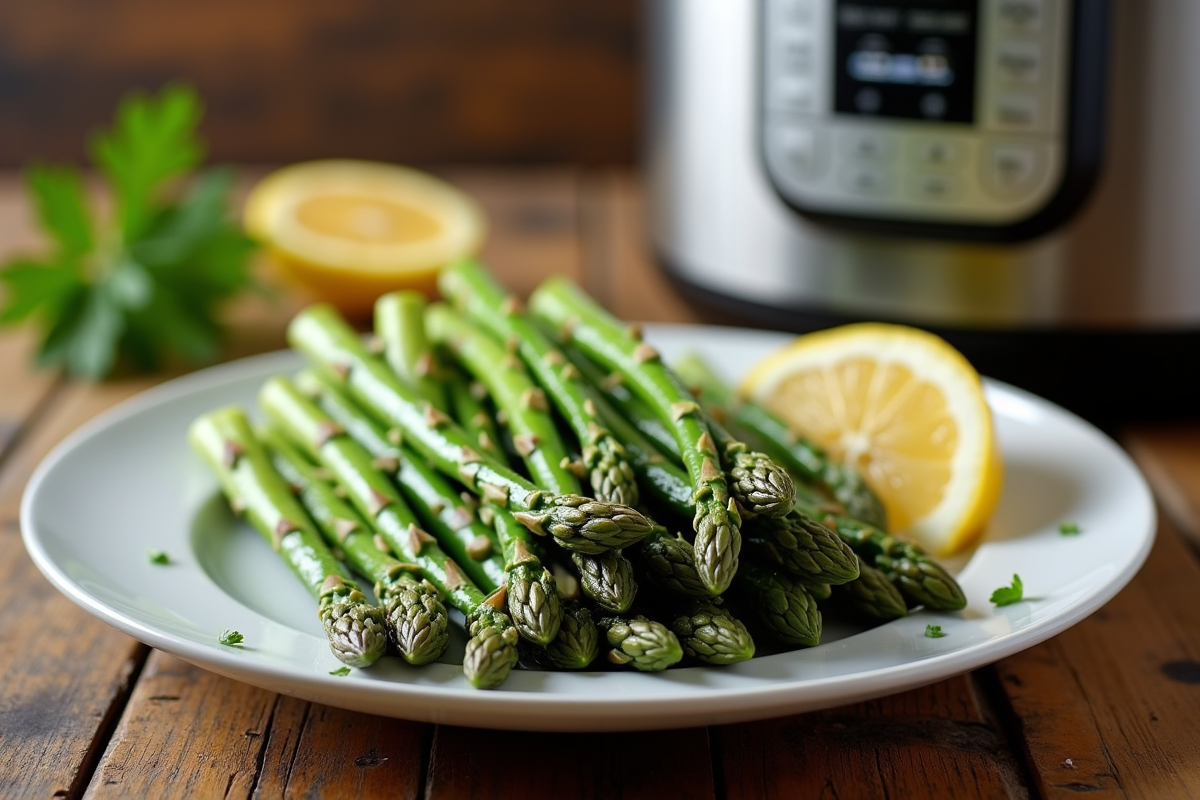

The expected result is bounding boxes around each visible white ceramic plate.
[21,324,1155,732]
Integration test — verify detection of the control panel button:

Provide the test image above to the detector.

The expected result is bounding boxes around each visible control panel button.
[908,173,961,202]
[994,93,1040,127]
[982,144,1041,196]
[776,33,816,74]
[997,40,1042,83]
[772,77,819,113]
[910,139,964,168]
[777,0,816,26]
[841,167,893,197]
[841,131,892,162]
[778,127,824,177]
[996,0,1044,33]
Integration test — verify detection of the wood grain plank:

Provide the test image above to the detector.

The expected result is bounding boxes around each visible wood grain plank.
[425,725,714,800]
[994,513,1200,798]
[1124,425,1200,546]
[585,171,704,325]
[719,676,1027,800]
[0,377,163,800]
[0,1,639,167]
[83,652,428,799]
[445,168,584,297]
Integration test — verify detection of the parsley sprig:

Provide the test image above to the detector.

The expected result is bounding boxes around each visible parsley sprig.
[0,84,255,379]
[990,574,1025,607]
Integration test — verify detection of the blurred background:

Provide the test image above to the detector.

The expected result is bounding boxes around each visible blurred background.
[0,1,640,167]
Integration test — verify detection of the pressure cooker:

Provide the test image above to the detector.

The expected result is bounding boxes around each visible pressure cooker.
[646,0,1200,421]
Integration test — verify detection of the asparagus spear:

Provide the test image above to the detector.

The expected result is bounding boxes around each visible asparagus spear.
[672,352,888,530]
[294,368,561,644]
[293,368,507,592]
[258,376,518,688]
[808,507,967,611]
[445,367,506,461]
[669,599,756,665]
[287,304,652,554]
[558,347,694,513]
[439,258,640,507]
[570,549,638,614]
[374,290,449,411]
[425,301,581,496]
[536,599,599,670]
[528,276,742,595]
[596,615,684,672]
[259,425,451,665]
[632,525,711,599]
[831,563,909,622]
[742,512,860,585]
[735,562,822,648]
[567,348,794,520]
[188,407,388,668]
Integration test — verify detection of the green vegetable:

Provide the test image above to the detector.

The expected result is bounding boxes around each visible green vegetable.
[924,624,946,638]
[571,549,638,614]
[147,550,170,565]
[190,406,388,668]
[671,353,887,530]
[287,304,653,555]
[528,276,742,595]
[0,85,255,379]
[1059,521,1081,536]
[669,599,755,666]
[259,424,451,666]
[218,629,244,646]
[990,574,1025,607]
[438,258,640,507]
[329,666,352,676]
[597,615,684,672]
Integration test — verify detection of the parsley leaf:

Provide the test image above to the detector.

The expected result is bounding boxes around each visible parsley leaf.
[990,574,1025,607]
[1058,521,1081,536]
[0,84,255,380]
[147,550,170,565]
[924,624,946,638]
[218,629,244,646]
[329,666,352,677]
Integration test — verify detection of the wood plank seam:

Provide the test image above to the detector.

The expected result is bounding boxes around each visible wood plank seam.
[0,374,65,477]
[247,695,291,798]
[972,665,1057,797]
[66,643,152,800]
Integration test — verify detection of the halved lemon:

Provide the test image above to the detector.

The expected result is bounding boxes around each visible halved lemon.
[244,160,486,315]
[740,323,1002,556]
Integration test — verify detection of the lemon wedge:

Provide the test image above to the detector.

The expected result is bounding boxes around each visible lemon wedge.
[244,160,486,314]
[740,323,1002,556]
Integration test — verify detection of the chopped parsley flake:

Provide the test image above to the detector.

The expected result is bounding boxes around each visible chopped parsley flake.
[330,666,352,677]
[990,574,1024,607]
[147,550,170,565]
[924,624,946,638]
[218,629,244,646]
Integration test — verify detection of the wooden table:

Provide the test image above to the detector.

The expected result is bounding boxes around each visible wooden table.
[3,169,1200,799]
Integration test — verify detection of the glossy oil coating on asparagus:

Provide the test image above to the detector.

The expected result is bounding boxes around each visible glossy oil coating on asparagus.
[188,406,388,668]
[439,258,640,507]
[259,376,519,688]
[259,425,451,665]
[528,276,743,595]
[374,290,449,411]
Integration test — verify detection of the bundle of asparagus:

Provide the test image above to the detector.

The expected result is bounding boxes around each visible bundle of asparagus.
[187,258,966,690]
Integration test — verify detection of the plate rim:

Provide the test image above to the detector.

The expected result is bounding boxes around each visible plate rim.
[19,322,1157,731]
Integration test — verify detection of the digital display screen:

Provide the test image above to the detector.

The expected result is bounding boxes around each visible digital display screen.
[834,0,979,123]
